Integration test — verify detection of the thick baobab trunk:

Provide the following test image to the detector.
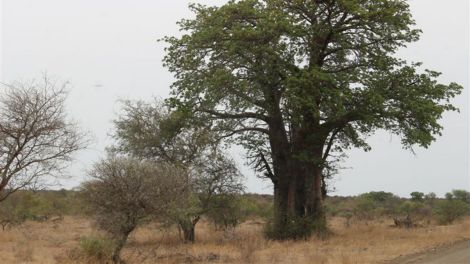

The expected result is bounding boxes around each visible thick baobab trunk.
[269,143,326,240]
[267,108,327,239]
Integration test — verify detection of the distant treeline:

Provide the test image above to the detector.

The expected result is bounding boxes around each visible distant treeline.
[1,189,469,230]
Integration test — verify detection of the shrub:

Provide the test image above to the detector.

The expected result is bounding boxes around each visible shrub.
[353,192,401,219]
[82,156,185,263]
[424,192,437,206]
[435,199,469,225]
[361,191,396,203]
[79,236,114,262]
[207,194,243,230]
[239,195,273,220]
[410,192,424,202]
[394,201,432,227]
[450,190,470,203]
[353,196,377,220]
[264,214,328,240]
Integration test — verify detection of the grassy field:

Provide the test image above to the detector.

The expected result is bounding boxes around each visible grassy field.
[1,216,470,264]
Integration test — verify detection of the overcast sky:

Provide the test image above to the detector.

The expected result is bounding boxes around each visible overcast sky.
[1,0,468,197]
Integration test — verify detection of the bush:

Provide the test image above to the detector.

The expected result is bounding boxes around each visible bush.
[353,196,377,220]
[435,199,469,225]
[450,190,470,203]
[353,192,402,220]
[394,201,432,227]
[207,194,243,230]
[410,192,424,202]
[79,236,114,262]
[239,195,273,220]
[82,156,186,263]
[264,214,328,240]
[0,201,26,230]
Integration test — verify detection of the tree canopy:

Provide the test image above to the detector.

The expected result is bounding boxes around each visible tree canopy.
[163,0,462,239]
[164,0,461,162]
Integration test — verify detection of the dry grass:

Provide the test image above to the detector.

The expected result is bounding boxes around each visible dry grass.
[1,216,470,264]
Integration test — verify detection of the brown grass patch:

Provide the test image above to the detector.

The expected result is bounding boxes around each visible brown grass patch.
[1,216,470,263]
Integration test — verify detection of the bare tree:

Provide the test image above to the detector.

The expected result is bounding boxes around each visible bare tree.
[82,156,186,264]
[0,78,86,202]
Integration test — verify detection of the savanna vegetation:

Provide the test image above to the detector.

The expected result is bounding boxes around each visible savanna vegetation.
[1,189,470,263]
[0,0,465,263]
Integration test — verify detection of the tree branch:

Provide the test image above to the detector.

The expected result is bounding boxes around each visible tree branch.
[322,126,342,162]
[201,109,269,122]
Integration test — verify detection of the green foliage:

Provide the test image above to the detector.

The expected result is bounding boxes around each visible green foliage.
[163,0,462,240]
[0,201,26,229]
[410,192,425,202]
[353,196,377,220]
[238,195,273,220]
[435,199,469,225]
[361,191,397,203]
[434,190,470,225]
[353,192,401,219]
[206,194,243,230]
[79,236,114,261]
[112,99,245,243]
[264,214,327,241]
[0,191,75,227]
[424,192,437,205]
[397,201,432,221]
[450,190,470,203]
[163,0,462,176]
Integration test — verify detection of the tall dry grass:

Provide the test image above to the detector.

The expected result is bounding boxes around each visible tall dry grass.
[1,216,470,263]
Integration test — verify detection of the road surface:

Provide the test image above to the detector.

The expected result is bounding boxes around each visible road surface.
[391,239,470,264]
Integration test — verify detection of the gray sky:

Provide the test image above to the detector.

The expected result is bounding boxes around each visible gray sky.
[1,0,468,197]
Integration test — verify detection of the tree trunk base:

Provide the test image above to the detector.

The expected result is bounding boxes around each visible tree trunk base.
[265,214,329,240]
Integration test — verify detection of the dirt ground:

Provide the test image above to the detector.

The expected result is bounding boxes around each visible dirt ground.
[389,239,470,264]
[1,216,470,263]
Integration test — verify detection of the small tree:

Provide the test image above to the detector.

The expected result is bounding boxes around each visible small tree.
[113,100,244,243]
[395,200,432,228]
[424,192,437,206]
[82,156,185,263]
[206,194,243,231]
[162,150,244,242]
[0,78,86,202]
[0,195,26,230]
[410,192,425,202]
[435,198,468,225]
[450,190,470,203]
[355,191,400,218]
[353,195,377,220]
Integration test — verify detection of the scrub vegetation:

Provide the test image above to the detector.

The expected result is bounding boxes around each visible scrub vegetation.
[1,190,470,263]
[0,0,465,263]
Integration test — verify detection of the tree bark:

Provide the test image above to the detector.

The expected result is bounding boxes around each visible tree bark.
[269,129,327,239]
[266,102,327,239]
[271,162,326,238]
[179,216,200,243]
[112,230,132,264]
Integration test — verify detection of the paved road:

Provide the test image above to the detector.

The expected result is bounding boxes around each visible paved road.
[393,240,470,264]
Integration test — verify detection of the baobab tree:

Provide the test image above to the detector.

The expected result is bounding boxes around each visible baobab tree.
[163,0,462,239]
